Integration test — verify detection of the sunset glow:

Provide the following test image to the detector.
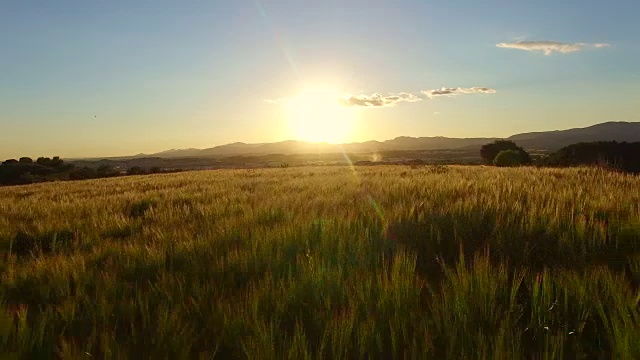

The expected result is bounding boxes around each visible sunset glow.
[285,86,357,143]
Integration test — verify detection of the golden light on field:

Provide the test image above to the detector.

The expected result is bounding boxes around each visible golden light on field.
[286,86,356,143]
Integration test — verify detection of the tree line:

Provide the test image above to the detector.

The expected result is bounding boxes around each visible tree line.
[480,140,640,173]
[545,141,640,173]
[2,141,638,186]
[0,157,174,186]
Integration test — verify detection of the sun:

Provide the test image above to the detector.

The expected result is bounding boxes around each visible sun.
[285,86,356,143]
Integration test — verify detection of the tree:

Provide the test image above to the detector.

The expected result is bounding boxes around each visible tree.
[51,156,64,168]
[2,159,18,165]
[36,157,51,166]
[69,167,97,180]
[493,150,526,167]
[19,157,33,164]
[480,140,531,164]
[127,166,146,175]
[96,165,118,178]
[547,141,640,173]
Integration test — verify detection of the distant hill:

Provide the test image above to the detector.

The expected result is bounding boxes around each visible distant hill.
[507,122,640,150]
[136,121,640,158]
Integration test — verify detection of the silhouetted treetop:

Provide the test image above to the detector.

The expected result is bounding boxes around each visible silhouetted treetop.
[547,141,640,173]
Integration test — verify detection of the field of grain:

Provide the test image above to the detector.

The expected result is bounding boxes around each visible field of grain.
[1,165,639,359]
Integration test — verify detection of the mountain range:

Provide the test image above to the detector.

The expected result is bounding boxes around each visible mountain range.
[135,121,640,159]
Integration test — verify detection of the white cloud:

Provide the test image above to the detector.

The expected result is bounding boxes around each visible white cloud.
[496,41,610,55]
[268,87,496,108]
[341,92,422,107]
[421,87,496,98]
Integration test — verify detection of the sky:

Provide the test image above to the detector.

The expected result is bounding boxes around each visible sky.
[1,0,639,158]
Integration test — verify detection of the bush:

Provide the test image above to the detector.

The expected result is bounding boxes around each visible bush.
[493,150,525,167]
[480,140,531,164]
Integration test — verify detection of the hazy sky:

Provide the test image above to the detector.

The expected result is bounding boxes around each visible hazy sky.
[2,0,639,158]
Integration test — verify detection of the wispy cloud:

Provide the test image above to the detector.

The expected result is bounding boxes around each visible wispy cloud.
[496,41,610,55]
[268,87,496,108]
[341,92,422,107]
[421,87,496,98]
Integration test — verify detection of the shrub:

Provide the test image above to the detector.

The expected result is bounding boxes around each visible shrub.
[480,140,531,164]
[493,150,525,167]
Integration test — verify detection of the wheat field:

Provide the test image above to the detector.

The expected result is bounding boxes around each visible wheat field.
[1,165,639,359]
